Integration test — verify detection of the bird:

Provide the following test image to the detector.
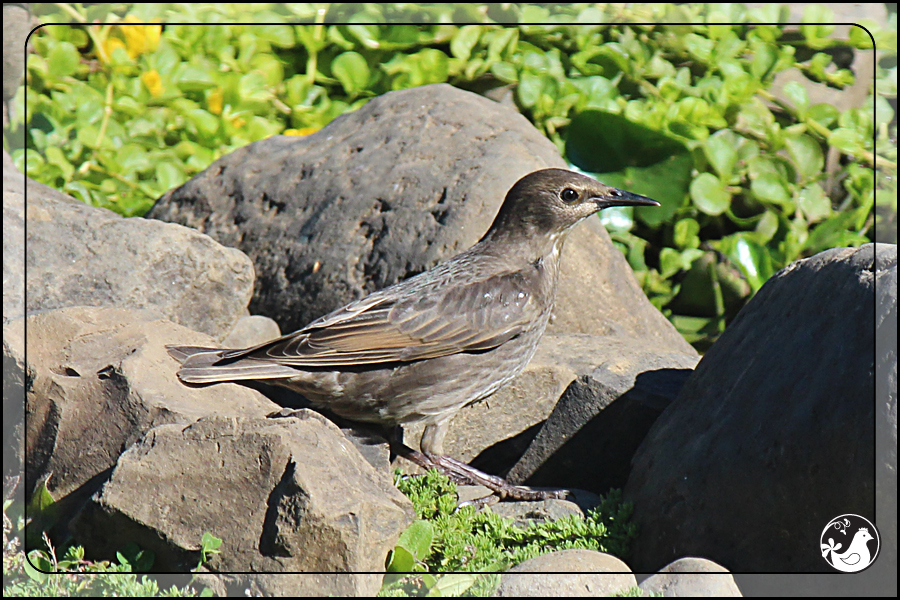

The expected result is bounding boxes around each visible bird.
[823,527,875,572]
[167,168,659,502]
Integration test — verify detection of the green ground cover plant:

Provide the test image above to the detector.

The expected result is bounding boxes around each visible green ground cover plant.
[2,478,218,597]
[379,470,637,596]
[9,3,895,349]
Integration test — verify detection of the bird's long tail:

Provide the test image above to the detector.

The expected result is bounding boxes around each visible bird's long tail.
[166,345,300,384]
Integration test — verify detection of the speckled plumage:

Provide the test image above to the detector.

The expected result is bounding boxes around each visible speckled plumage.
[168,168,658,456]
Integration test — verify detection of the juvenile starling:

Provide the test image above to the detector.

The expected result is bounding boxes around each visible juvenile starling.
[168,168,658,501]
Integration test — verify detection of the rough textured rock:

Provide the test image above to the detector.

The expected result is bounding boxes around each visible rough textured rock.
[457,485,603,523]
[3,4,31,102]
[873,243,897,594]
[147,83,690,353]
[495,549,635,597]
[220,314,281,349]
[625,245,880,572]
[2,316,26,487]
[639,558,742,597]
[507,338,697,493]
[3,150,25,323]
[194,573,383,598]
[71,411,414,582]
[10,306,278,514]
[25,185,254,338]
[404,333,696,479]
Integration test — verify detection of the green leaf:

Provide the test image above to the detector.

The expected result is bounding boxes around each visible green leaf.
[491,61,518,83]
[428,574,478,597]
[751,172,791,204]
[674,218,701,249]
[848,23,875,49]
[200,531,223,562]
[155,162,184,193]
[829,128,865,154]
[566,110,691,227]
[750,42,778,80]
[684,34,713,63]
[332,51,370,96]
[748,156,792,204]
[386,546,415,573]
[44,146,74,180]
[48,41,81,78]
[704,130,742,180]
[806,103,840,128]
[784,134,824,180]
[805,210,871,254]
[28,478,56,515]
[238,71,271,103]
[796,183,832,223]
[256,25,295,48]
[781,81,808,113]
[451,25,481,61]
[178,65,217,91]
[24,552,50,582]
[800,6,835,50]
[690,173,731,215]
[397,519,433,561]
[717,235,774,293]
[660,247,703,278]
[517,71,543,107]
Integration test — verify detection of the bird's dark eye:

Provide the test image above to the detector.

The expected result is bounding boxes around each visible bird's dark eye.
[560,188,579,203]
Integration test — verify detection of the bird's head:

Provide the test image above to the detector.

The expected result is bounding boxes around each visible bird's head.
[484,168,659,244]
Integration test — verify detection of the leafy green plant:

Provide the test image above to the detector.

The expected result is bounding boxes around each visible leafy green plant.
[10,3,896,349]
[3,479,217,597]
[379,470,637,597]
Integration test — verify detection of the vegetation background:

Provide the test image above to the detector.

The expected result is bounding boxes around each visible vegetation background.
[3,2,896,596]
[8,2,896,350]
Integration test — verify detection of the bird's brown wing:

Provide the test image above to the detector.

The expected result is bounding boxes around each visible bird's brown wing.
[219,270,541,367]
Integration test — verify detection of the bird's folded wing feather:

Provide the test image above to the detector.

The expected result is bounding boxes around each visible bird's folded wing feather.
[218,271,539,367]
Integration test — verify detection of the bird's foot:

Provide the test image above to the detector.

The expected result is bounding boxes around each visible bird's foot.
[393,442,569,506]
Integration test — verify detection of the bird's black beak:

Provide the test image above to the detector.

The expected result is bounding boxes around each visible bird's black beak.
[593,188,660,209]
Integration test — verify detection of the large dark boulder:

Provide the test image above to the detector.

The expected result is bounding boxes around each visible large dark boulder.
[147,84,691,354]
[625,244,887,573]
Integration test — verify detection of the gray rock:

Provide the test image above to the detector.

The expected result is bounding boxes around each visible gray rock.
[220,314,281,349]
[24,185,254,338]
[3,5,31,102]
[268,407,393,474]
[639,557,742,597]
[625,245,882,572]
[506,338,697,494]
[147,84,690,354]
[70,411,414,583]
[194,573,383,598]
[456,485,603,523]
[2,312,26,486]
[495,549,635,597]
[9,306,278,517]
[874,243,897,591]
[3,150,24,323]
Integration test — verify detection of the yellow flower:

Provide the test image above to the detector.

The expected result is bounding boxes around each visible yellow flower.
[101,37,127,64]
[283,127,320,136]
[207,89,224,115]
[141,69,165,97]
[120,16,161,58]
